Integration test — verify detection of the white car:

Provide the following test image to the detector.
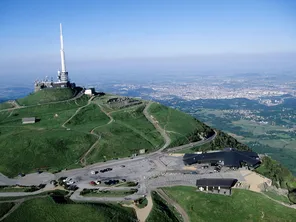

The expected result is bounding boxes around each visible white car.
[90,170,96,175]
[66,181,74,185]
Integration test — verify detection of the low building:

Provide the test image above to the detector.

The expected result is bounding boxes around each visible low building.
[139,149,146,154]
[196,178,238,195]
[183,148,261,169]
[22,117,36,124]
[84,88,96,96]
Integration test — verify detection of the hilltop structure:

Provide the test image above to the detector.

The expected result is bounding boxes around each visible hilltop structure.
[34,23,75,92]
[183,148,261,169]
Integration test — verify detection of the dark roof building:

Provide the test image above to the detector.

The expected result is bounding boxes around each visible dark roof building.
[196,178,238,188]
[183,148,260,168]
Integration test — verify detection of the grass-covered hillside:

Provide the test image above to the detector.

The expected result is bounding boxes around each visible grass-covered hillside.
[255,156,296,204]
[0,102,14,110]
[148,103,214,147]
[147,191,181,222]
[3,197,137,222]
[0,202,15,218]
[17,88,78,106]
[182,130,250,153]
[0,91,215,177]
[163,186,296,222]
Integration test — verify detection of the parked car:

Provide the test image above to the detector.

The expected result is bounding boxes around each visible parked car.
[89,181,96,186]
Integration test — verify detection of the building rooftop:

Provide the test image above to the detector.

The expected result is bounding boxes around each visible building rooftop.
[183,148,260,168]
[22,117,36,122]
[196,178,238,188]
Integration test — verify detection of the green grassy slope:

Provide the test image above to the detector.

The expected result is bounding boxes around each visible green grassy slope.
[0,93,236,177]
[163,186,296,222]
[0,102,14,110]
[0,202,15,218]
[17,88,76,106]
[66,104,110,132]
[88,122,155,163]
[3,197,137,222]
[111,104,164,148]
[0,130,96,176]
[0,96,89,128]
[148,103,214,147]
[146,191,181,222]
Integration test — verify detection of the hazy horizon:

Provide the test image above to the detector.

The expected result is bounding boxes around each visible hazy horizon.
[1,0,296,84]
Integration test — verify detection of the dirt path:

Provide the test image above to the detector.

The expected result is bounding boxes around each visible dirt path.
[79,104,114,166]
[123,195,153,222]
[260,192,296,209]
[97,104,114,125]
[156,189,190,222]
[80,135,101,166]
[143,102,171,151]
[62,96,94,129]
[0,195,48,221]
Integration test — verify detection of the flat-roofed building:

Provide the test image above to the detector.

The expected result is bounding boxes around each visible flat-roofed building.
[196,178,238,195]
[183,148,260,169]
[22,117,36,124]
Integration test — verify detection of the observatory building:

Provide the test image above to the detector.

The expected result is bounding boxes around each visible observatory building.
[34,23,75,92]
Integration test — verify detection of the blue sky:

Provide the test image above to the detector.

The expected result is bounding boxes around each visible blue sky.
[0,0,296,83]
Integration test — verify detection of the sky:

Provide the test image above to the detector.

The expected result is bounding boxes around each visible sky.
[0,0,296,83]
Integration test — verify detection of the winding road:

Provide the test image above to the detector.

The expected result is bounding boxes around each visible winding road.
[0,98,220,222]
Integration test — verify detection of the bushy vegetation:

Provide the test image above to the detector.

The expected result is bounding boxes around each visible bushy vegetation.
[0,185,41,193]
[0,202,15,218]
[81,189,138,197]
[164,186,296,222]
[135,197,148,209]
[146,191,180,222]
[17,88,77,106]
[3,197,137,222]
[256,156,296,203]
[148,103,214,147]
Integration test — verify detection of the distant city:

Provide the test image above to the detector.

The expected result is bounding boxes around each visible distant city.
[90,72,296,106]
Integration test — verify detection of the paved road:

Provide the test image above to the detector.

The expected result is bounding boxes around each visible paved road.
[165,130,217,153]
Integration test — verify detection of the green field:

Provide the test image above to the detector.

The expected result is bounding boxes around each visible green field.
[88,122,155,163]
[3,197,137,222]
[17,88,77,106]
[0,102,14,110]
[0,202,15,218]
[148,103,214,147]
[66,103,110,132]
[163,186,296,222]
[0,91,220,177]
[146,191,180,222]
[264,190,291,204]
[111,104,164,148]
[0,129,96,177]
